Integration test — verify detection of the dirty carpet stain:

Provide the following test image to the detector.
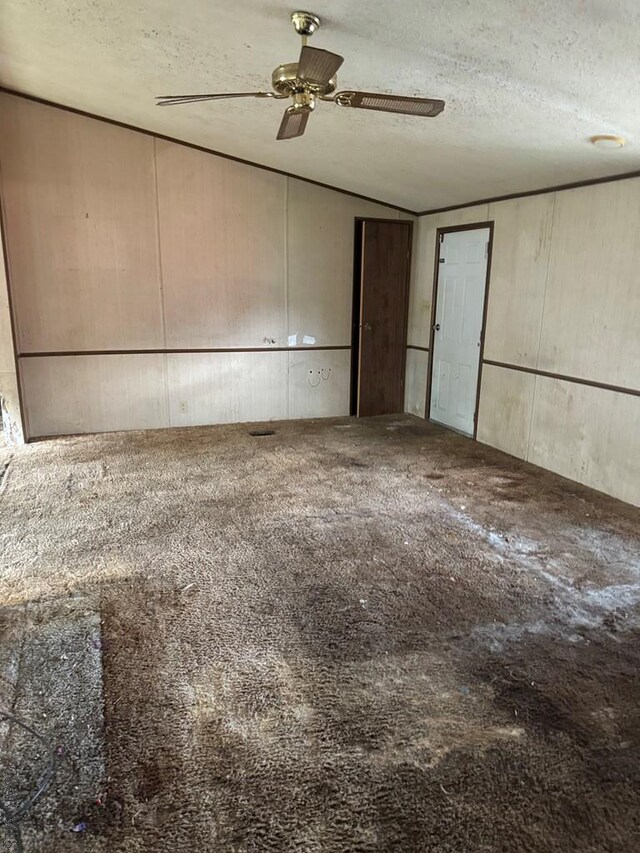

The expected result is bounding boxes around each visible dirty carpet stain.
[0,415,639,852]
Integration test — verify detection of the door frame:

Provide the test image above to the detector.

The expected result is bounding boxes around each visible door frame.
[425,221,495,438]
[350,217,413,415]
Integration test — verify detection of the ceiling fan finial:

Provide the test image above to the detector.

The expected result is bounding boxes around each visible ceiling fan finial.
[291,11,321,38]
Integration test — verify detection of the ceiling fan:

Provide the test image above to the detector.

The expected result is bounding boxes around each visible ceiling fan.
[156,10,445,140]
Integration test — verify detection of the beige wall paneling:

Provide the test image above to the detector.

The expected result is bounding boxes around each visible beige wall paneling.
[288,348,351,420]
[21,355,168,437]
[539,178,640,389]
[0,220,23,441]
[404,348,428,417]
[0,94,164,352]
[286,179,398,348]
[0,241,15,375]
[528,376,640,507]
[403,212,420,352]
[483,194,554,366]
[166,351,288,427]
[156,140,287,349]
[406,217,434,349]
[427,203,492,229]
[476,363,536,460]
[0,371,22,437]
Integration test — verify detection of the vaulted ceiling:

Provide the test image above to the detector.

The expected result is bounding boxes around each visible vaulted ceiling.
[2,0,639,211]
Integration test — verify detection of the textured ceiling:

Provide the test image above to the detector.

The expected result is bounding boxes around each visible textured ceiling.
[1,0,639,211]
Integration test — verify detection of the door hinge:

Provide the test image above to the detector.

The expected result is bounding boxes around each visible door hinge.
[439,257,445,263]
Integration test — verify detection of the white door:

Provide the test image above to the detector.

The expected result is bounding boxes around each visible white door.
[429,227,490,435]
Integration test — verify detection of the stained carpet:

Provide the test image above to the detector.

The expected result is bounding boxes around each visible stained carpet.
[1,416,639,852]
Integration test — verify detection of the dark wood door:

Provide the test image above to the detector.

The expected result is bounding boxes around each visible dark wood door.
[356,220,412,416]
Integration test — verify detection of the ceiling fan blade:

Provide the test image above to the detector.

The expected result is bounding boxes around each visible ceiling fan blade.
[276,108,310,140]
[156,92,277,106]
[297,45,344,85]
[334,91,445,117]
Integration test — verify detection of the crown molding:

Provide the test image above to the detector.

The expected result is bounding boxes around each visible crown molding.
[415,169,640,216]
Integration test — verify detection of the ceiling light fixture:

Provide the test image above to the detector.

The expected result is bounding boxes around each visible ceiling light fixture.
[590,134,626,150]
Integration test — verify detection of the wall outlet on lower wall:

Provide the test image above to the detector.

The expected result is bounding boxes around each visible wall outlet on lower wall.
[308,368,332,388]
[179,401,188,414]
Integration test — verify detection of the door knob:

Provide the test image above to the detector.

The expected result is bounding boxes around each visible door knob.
[433,323,440,331]
[361,322,372,331]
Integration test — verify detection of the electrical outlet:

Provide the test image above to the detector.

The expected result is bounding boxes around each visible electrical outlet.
[179,401,188,414]
[307,368,332,388]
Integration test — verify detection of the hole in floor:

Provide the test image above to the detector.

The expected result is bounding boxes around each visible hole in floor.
[249,429,276,437]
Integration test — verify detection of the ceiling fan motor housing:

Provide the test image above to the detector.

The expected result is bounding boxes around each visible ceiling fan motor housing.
[271,63,337,97]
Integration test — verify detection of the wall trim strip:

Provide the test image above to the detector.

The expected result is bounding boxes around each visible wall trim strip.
[0,87,415,216]
[406,344,429,352]
[19,346,352,358]
[484,359,640,398]
[416,170,640,217]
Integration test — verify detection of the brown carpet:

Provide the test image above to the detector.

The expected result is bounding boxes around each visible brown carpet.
[1,415,639,852]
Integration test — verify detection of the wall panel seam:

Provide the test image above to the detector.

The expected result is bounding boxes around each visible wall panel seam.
[526,373,538,464]
[524,192,557,463]
[152,137,168,351]
[152,137,171,425]
[535,191,557,370]
[162,352,171,428]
